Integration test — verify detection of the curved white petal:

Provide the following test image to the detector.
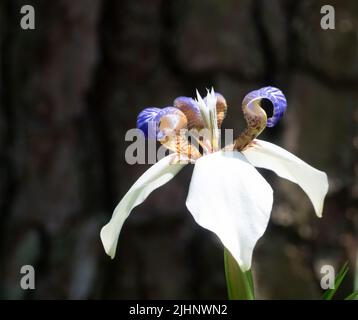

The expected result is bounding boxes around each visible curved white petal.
[100,154,186,258]
[242,139,329,217]
[186,151,273,271]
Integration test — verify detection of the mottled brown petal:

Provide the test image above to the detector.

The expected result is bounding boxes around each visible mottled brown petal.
[157,108,201,160]
[173,96,204,130]
[215,93,227,128]
[234,98,267,151]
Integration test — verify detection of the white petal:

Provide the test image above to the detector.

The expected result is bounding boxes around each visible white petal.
[242,139,329,217]
[186,151,273,271]
[100,154,186,258]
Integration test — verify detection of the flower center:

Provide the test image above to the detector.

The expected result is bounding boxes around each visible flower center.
[195,88,220,153]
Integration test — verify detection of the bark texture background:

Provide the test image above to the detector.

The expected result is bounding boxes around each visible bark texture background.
[0,0,357,299]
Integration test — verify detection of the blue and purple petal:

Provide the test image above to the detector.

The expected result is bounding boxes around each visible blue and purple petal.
[137,107,161,138]
[174,96,204,129]
[243,86,287,127]
[137,106,189,139]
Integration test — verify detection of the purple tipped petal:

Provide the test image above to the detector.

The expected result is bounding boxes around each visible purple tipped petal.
[154,106,187,127]
[244,86,287,127]
[174,97,198,111]
[137,106,188,139]
[137,107,161,138]
[174,96,204,129]
[155,107,188,147]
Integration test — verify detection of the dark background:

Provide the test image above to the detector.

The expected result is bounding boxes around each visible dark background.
[0,0,357,299]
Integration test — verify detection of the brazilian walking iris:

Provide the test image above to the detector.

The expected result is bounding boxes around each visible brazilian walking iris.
[100,87,328,273]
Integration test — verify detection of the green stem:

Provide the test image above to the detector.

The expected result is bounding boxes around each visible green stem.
[355,251,358,292]
[224,247,255,300]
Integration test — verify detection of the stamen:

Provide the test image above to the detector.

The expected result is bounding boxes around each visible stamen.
[195,89,220,152]
[195,90,210,130]
[207,88,219,151]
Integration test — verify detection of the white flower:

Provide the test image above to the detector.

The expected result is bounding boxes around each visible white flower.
[100,87,328,271]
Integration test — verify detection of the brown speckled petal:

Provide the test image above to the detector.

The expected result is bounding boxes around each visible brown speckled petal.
[214,93,228,128]
[173,96,204,130]
[157,107,201,160]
